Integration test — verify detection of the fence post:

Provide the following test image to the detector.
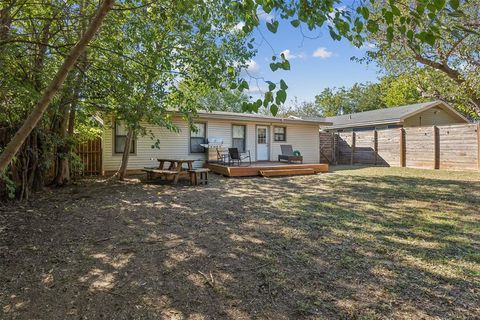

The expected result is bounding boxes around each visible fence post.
[350,131,356,165]
[477,124,480,171]
[399,128,406,167]
[330,132,336,164]
[333,133,338,165]
[433,126,440,169]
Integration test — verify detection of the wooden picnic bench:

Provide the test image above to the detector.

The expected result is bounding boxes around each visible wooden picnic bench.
[188,168,210,185]
[143,159,195,184]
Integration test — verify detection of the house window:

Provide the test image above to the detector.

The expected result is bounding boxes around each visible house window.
[114,121,135,154]
[232,125,246,152]
[190,122,206,153]
[274,127,286,141]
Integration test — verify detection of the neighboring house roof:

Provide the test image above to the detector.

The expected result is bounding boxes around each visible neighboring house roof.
[319,100,469,130]
[185,110,332,126]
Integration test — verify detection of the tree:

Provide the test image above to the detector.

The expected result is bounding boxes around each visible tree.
[379,74,425,107]
[0,0,114,173]
[91,2,253,179]
[361,0,480,115]
[199,90,250,113]
[381,68,478,119]
[314,82,386,116]
[279,97,323,117]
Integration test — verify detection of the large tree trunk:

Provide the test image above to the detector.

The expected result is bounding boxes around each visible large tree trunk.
[0,0,114,173]
[55,0,89,185]
[53,101,71,186]
[117,129,134,181]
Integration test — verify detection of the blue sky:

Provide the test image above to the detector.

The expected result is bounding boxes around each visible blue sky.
[242,11,380,106]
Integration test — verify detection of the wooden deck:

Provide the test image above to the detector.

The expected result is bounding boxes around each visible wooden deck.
[204,162,329,177]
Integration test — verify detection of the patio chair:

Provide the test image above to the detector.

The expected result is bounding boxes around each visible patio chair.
[228,148,251,166]
[216,148,229,164]
[278,144,303,164]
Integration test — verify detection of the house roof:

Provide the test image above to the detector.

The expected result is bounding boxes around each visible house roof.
[192,110,331,125]
[319,100,469,130]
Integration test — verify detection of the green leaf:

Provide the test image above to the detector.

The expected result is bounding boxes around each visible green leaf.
[424,32,436,45]
[270,103,279,116]
[266,20,279,33]
[290,19,300,27]
[358,7,369,20]
[449,0,459,10]
[253,99,263,111]
[270,63,279,72]
[230,65,238,76]
[366,20,379,33]
[416,31,436,45]
[354,19,364,33]
[391,5,401,16]
[386,26,394,42]
[280,79,288,90]
[434,0,446,10]
[264,91,273,107]
[281,60,290,71]
[247,43,254,49]
[238,79,249,91]
[266,81,276,91]
[416,5,425,15]
[329,28,340,40]
[384,11,394,24]
[406,29,414,41]
[275,90,287,104]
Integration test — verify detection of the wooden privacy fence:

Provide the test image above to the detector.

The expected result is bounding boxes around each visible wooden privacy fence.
[76,138,102,175]
[319,123,480,171]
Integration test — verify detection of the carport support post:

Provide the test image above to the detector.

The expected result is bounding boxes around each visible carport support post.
[399,128,406,167]
[374,130,378,165]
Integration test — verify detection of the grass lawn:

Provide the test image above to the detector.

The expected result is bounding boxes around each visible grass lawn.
[1,166,479,319]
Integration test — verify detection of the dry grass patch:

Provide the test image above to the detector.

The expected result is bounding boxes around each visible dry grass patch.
[1,166,479,319]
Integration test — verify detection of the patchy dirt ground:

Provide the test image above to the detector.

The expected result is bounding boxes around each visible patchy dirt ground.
[1,166,479,319]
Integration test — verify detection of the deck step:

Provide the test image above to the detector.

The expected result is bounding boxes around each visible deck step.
[259,168,316,177]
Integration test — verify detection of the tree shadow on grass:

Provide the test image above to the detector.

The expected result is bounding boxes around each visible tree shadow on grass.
[1,171,479,319]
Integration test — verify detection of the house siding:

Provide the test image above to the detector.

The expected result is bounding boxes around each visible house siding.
[271,124,319,163]
[103,117,320,172]
[103,118,205,172]
[403,106,466,127]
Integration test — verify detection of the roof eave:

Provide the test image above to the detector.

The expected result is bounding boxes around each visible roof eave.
[322,119,403,130]
[195,112,330,125]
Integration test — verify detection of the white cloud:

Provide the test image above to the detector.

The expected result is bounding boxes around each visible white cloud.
[312,47,333,59]
[246,59,260,74]
[359,42,376,50]
[257,8,274,22]
[280,49,305,60]
[232,22,245,32]
[246,86,265,95]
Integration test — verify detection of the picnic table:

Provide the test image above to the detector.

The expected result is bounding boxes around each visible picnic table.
[143,159,195,184]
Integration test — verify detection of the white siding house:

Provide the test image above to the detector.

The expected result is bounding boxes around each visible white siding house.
[102,111,329,174]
